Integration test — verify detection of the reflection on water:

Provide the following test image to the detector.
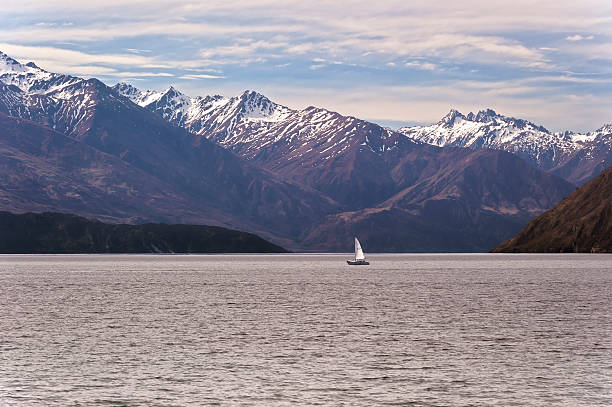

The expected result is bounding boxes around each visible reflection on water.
[1,254,611,406]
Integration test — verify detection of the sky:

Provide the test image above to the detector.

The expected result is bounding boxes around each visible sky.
[1,0,612,131]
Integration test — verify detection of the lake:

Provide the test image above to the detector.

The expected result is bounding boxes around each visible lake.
[0,254,611,406]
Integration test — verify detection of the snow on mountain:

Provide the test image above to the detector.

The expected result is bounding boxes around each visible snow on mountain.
[0,51,81,96]
[588,123,612,140]
[112,83,398,164]
[397,108,608,172]
[0,82,25,114]
[0,52,120,137]
[113,83,294,142]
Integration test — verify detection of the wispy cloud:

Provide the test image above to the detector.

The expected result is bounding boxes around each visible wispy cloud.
[113,71,174,77]
[566,34,595,41]
[0,43,220,78]
[0,43,163,69]
[124,48,152,54]
[405,61,438,71]
[200,39,287,58]
[179,73,226,80]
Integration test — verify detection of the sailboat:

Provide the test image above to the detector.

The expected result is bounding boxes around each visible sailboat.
[347,236,369,265]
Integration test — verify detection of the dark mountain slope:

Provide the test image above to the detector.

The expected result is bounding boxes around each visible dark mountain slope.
[0,112,219,224]
[304,149,575,252]
[0,212,286,253]
[75,79,337,241]
[493,166,612,253]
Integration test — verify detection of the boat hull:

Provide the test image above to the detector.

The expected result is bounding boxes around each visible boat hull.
[347,260,369,265]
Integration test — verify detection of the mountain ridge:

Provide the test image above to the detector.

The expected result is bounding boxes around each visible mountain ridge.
[113,82,611,188]
[398,108,611,185]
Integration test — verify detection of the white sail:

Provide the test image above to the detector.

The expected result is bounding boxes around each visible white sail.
[354,237,365,260]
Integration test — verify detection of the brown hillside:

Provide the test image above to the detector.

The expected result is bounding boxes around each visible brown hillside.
[492,166,612,253]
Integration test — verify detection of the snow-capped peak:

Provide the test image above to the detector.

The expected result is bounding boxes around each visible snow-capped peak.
[112,82,296,136]
[593,123,612,135]
[440,109,466,126]
[25,62,41,69]
[239,89,269,106]
[397,108,610,170]
[163,85,182,97]
[111,83,165,107]
[157,86,188,103]
[469,108,496,123]
[0,50,79,94]
[233,90,292,121]
[0,52,36,74]
[112,82,140,98]
[0,52,44,74]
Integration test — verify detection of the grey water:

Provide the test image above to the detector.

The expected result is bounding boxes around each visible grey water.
[0,254,611,406]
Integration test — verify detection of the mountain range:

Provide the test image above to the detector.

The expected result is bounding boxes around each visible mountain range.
[0,50,601,251]
[113,82,612,188]
[398,109,612,185]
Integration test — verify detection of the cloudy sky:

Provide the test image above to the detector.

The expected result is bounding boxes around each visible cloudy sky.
[2,0,612,131]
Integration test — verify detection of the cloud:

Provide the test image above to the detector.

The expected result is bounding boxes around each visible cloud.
[0,2,575,70]
[200,39,287,58]
[566,34,595,41]
[2,1,612,131]
[59,65,118,75]
[0,42,225,78]
[405,61,437,71]
[112,71,175,77]
[0,43,163,68]
[124,48,152,54]
[179,74,226,80]
[560,42,612,65]
[0,21,304,44]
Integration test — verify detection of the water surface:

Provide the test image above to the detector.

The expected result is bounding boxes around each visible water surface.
[1,254,611,406]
